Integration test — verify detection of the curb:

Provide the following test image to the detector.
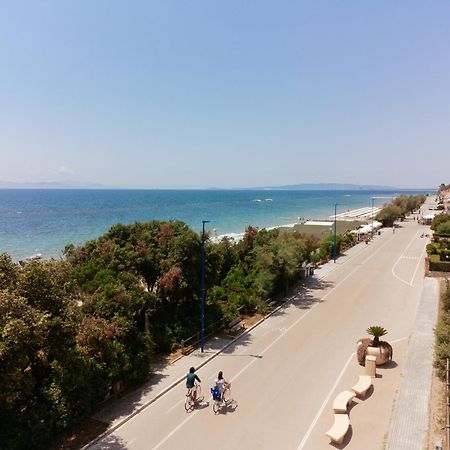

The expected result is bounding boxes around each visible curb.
[82,238,369,448]
[83,238,368,449]
[82,297,288,449]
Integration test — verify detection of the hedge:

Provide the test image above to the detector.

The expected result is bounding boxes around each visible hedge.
[429,254,450,272]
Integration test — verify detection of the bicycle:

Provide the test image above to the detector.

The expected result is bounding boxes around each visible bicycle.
[211,385,232,414]
[185,383,202,412]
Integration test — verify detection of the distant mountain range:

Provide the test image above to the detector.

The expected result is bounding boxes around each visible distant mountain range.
[252,183,405,191]
[0,181,432,191]
[0,180,104,189]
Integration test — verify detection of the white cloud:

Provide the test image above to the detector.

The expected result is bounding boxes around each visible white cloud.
[55,165,75,176]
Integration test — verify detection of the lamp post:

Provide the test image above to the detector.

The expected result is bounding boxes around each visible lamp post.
[371,197,375,239]
[200,220,210,353]
[333,203,338,263]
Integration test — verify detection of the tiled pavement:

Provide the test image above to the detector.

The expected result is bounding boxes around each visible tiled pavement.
[385,277,440,450]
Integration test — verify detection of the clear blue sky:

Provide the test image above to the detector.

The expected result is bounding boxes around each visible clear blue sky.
[1,1,449,189]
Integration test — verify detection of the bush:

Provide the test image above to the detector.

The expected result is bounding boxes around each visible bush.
[431,214,450,231]
[435,306,450,377]
[429,254,450,272]
[427,243,440,255]
[437,221,450,236]
[434,280,450,378]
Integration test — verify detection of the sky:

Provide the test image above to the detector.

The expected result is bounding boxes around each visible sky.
[0,1,449,189]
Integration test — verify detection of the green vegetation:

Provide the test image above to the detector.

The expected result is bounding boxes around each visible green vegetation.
[427,214,450,272]
[0,194,427,448]
[1,219,352,449]
[434,281,450,378]
[366,325,388,347]
[376,194,426,226]
[431,214,450,233]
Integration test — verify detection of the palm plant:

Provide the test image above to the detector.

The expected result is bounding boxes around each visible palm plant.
[366,326,388,347]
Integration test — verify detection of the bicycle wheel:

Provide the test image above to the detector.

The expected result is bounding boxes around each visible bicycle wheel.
[184,395,194,412]
[195,384,201,399]
[223,387,231,403]
[213,399,220,414]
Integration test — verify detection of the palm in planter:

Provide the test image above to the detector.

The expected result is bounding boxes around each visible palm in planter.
[367,326,387,347]
[357,326,393,366]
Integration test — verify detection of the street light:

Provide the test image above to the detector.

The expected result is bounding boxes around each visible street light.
[333,203,338,263]
[200,220,210,353]
[371,197,375,239]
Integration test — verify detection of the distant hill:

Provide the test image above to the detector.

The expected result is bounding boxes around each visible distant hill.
[253,183,403,191]
[0,180,104,189]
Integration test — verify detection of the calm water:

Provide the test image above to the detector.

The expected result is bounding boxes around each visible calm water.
[0,189,430,260]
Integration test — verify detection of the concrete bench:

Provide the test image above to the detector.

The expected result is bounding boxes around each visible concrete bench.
[326,413,350,445]
[228,317,244,333]
[352,375,372,398]
[332,390,355,413]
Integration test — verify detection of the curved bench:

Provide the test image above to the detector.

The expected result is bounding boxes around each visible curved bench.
[332,390,355,413]
[228,317,244,333]
[326,413,350,445]
[352,375,372,398]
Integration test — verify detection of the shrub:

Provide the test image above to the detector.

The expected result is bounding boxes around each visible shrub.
[435,312,450,377]
[437,221,450,236]
[429,255,450,272]
[427,243,440,255]
[431,214,450,231]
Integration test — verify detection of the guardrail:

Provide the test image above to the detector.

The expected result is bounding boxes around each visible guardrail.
[179,304,266,355]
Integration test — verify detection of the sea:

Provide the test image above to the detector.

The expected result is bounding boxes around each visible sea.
[0,189,431,261]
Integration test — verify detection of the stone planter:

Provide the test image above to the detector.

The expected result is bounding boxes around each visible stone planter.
[356,339,392,366]
[366,345,390,366]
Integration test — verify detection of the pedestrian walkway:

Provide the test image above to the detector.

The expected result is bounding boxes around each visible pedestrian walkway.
[385,277,439,450]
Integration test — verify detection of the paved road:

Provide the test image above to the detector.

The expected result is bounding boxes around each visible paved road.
[90,202,433,450]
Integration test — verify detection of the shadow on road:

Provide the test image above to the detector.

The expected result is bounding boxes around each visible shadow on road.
[289,277,333,310]
[216,399,238,415]
[379,360,398,370]
[93,371,170,424]
[92,434,127,449]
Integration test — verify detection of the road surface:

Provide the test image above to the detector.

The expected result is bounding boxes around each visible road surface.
[90,203,433,450]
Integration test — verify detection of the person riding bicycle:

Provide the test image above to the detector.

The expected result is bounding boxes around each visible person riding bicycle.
[215,371,230,403]
[186,367,201,401]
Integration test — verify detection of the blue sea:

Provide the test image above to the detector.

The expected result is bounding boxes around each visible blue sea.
[0,189,430,261]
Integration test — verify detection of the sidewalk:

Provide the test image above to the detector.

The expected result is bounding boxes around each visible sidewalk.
[385,277,440,450]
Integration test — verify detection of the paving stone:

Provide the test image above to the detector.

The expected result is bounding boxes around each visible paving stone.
[385,277,439,450]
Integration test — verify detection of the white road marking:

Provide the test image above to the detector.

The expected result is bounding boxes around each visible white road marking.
[152,408,200,450]
[391,231,423,287]
[154,238,395,448]
[410,248,425,287]
[297,337,408,450]
[297,352,354,450]
[165,397,185,414]
[122,233,400,449]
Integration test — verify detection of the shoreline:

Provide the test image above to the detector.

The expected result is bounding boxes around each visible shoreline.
[3,189,429,261]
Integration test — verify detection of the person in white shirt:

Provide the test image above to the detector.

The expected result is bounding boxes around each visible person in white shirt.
[215,371,230,402]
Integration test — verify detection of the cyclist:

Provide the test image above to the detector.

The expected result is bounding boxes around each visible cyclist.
[215,371,230,403]
[186,367,201,401]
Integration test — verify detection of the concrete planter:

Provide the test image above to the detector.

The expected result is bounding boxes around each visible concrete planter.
[366,345,390,366]
[356,339,392,366]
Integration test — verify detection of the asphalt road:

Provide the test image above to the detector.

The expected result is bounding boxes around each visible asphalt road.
[90,207,431,450]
